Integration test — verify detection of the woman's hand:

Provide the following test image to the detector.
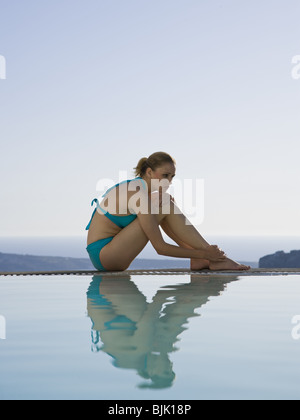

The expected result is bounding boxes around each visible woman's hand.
[203,245,227,262]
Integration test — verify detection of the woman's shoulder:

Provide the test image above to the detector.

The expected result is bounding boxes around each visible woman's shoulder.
[103,177,146,197]
[127,177,147,192]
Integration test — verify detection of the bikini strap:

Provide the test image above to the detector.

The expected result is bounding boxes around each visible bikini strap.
[85,199,99,231]
[86,178,147,230]
[102,177,146,198]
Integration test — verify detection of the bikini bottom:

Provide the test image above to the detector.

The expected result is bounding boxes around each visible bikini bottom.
[86,237,114,271]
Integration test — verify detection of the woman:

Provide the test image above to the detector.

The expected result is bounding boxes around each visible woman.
[86,152,250,272]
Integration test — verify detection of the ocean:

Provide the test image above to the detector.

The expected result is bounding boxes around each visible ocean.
[0,235,299,265]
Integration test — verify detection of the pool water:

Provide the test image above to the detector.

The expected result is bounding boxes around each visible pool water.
[1,273,300,400]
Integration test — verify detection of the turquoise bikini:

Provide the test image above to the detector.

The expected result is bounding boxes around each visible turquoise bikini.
[86,177,145,271]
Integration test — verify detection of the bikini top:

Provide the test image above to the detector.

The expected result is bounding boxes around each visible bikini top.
[86,177,147,230]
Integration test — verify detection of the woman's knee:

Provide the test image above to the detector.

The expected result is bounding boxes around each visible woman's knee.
[151,191,174,215]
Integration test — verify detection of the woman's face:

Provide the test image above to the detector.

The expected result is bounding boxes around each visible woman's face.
[152,163,176,183]
[147,163,176,192]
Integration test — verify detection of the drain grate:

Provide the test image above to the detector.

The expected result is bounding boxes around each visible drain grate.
[1,268,300,277]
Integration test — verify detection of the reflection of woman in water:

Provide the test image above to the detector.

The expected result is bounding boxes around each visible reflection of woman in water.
[87,274,238,389]
[86,151,250,272]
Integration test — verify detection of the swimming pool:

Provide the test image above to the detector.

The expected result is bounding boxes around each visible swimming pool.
[1,273,300,400]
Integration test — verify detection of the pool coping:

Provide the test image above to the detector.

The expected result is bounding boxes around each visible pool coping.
[1,268,300,277]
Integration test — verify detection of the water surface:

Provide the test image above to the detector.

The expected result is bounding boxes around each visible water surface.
[1,273,300,400]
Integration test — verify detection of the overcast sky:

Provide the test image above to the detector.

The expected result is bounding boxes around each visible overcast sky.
[1,0,300,237]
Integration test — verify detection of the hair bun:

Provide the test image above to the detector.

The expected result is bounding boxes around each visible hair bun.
[134,152,175,177]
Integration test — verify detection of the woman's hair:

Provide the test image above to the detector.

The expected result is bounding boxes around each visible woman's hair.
[134,152,176,177]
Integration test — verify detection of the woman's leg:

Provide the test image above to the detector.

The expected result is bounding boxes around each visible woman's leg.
[160,207,250,271]
[99,192,174,271]
[99,194,196,271]
[160,219,210,270]
[100,195,249,271]
[99,213,166,271]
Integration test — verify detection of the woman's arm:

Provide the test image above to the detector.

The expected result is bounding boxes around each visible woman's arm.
[127,186,225,262]
[136,212,224,261]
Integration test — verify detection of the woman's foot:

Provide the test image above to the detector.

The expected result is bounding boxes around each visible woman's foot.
[191,259,210,270]
[209,258,251,271]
